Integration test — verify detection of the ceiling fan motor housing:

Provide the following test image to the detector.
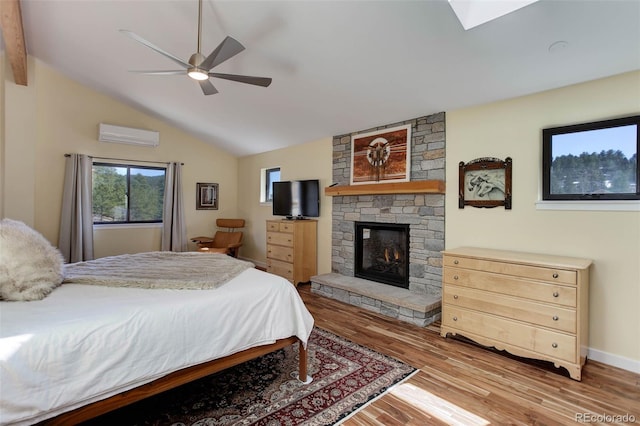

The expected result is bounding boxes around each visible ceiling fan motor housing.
[189,52,205,67]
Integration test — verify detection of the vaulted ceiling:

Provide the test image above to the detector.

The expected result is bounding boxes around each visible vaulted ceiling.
[3,0,639,156]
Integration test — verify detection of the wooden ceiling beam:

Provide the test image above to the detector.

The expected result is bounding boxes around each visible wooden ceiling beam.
[0,0,28,86]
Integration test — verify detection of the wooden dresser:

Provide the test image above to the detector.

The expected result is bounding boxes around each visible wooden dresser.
[441,247,591,380]
[266,220,317,286]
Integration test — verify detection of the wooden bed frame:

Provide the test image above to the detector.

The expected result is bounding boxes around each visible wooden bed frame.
[41,337,307,425]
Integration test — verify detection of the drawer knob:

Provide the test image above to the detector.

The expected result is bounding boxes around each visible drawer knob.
[453,275,459,280]
[552,343,558,348]
[552,315,559,321]
[453,295,459,299]
[452,316,458,321]
[552,273,559,279]
[553,291,559,298]
[454,260,459,264]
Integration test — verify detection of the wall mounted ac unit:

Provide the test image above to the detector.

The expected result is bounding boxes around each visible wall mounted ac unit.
[98,123,160,147]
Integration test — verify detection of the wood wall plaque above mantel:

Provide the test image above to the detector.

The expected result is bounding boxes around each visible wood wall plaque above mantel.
[324,180,445,196]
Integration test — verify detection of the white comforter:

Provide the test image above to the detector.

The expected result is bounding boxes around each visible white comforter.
[0,267,314,425]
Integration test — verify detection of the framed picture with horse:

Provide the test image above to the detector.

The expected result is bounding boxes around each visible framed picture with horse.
[459,157,512,209]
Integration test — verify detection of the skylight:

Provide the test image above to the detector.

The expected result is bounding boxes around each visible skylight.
[449,0,540,30]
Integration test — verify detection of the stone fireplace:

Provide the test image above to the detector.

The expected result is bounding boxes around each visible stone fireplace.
[311,112,445,327]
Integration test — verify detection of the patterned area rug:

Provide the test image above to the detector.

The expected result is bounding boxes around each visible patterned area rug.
[83,327,416,426]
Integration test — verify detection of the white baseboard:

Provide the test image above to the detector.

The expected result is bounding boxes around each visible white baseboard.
[588,347,640,374]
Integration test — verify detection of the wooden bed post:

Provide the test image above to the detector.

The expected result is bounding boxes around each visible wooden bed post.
[298,340,312,384]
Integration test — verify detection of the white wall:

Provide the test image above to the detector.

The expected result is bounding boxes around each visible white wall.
[446,71,640,369]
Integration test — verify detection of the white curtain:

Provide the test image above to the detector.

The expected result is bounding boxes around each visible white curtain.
[58,154,94,263]
[161,162,187,251]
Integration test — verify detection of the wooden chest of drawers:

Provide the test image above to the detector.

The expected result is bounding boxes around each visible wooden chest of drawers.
[440,247,591,380]
[266,220,317,286]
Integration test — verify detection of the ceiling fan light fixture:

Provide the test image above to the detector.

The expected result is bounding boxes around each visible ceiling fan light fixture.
[188,68,209,81]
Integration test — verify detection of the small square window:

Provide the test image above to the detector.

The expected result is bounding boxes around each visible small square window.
[260,167,280,203]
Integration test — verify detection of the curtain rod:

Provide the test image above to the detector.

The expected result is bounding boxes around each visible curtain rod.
[64,154,183,166]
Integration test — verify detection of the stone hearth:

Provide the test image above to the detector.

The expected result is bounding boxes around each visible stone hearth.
[311,112,446,327]
[311,273,441,327]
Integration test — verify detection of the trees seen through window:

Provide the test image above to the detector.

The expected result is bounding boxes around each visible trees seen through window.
[92,163,166,224]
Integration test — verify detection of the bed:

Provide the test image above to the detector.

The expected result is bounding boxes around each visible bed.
[0,252,314,426]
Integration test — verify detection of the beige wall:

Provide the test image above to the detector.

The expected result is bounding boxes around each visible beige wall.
[2,54,638,370]
[2,58,239,257]
[0,54,6,218]
[446,71,640,367]
[237,138,333,274]
[0,53,5,218]
[2,56,37,226]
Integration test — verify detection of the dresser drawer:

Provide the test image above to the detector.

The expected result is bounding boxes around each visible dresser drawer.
[443,306,576,363]
[443,267,576,307]
[279,222,296,232]
[267,244,294,263]
[266,258,294,283]
[444,285,576,333]
[267,231,294,247]
[444,256,576,285]
[267,221,296,233]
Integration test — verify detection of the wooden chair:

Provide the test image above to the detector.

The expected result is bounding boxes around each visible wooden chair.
[190,219,245,258]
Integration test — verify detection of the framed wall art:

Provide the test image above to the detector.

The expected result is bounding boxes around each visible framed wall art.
[350,124,411,185]
[459,157,512,209]
[196,183,218,210]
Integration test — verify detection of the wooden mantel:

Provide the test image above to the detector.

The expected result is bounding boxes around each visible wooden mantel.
[325,180,445,196]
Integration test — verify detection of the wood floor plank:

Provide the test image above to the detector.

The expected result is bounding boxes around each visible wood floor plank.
[298,283,640,425]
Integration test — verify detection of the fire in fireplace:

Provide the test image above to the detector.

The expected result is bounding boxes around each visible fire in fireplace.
[354,221,410,289]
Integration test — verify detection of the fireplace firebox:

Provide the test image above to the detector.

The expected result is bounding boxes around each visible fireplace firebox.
[354,222,410,289]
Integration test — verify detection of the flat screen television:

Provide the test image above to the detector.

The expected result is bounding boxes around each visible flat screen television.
[272,179,320,219]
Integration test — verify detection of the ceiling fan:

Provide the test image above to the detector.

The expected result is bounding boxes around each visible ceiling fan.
[120,0,272,95]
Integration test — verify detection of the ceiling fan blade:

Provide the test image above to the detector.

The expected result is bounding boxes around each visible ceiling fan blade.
[120,30,190,69]
[200,36,245,71]
[209,72,272,87]
[129,70,186,75]
[199,79,219,95]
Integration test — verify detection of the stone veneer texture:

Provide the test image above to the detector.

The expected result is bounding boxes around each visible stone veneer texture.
[331,112,446,296]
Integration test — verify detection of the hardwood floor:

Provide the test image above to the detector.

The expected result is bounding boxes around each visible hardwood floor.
[297,283,640,425]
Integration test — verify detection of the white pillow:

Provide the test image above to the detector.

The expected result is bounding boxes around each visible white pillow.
[0,219,64,301]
